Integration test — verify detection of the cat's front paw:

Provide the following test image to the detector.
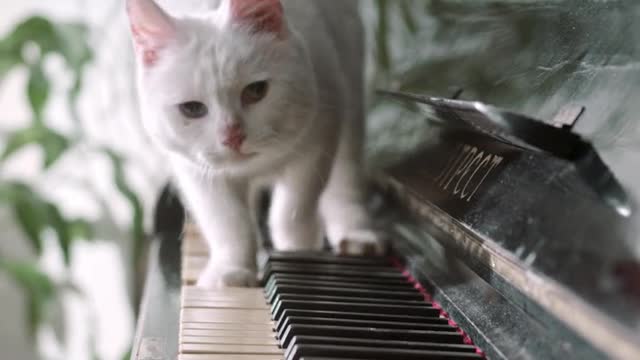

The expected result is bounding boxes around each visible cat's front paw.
[196,264,257,289]
[332,229,387,256]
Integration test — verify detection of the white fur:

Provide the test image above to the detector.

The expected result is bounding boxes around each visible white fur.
[128,0,384,288]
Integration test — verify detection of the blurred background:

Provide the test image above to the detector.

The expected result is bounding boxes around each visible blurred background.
[1,1,639,359]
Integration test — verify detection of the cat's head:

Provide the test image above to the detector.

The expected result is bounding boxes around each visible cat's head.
[127,0,317,175]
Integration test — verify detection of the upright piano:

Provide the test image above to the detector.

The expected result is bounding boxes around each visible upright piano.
[130,1,640,359]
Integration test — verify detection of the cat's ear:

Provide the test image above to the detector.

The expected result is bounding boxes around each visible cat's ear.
[228,0,286,37]
[126,0,177,66]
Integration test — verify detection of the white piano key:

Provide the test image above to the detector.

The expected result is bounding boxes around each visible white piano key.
[181,300,268,310]
[179,225,282,359]
[181,329,275,338]
[179,343,283,355]
[180,336,278,346]
[182,287,266,297]
[181,322,273,331]
[179,355,281,360]
[181,308,273,324]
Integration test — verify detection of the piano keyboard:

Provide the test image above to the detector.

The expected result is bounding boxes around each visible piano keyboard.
[180,224,485,360]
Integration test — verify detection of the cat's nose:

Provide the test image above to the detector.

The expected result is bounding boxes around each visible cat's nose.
[221,124,246,152]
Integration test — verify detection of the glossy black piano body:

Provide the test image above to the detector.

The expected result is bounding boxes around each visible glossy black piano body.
[132,1,640,359]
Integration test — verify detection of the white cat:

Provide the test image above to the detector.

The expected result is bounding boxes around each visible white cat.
[126,0,384,288]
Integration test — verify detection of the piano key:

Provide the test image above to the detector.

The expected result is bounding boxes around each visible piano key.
[182,322,277,331]
[271,293,429,307]
[179,343,283,355]
[266,284,423,303]
[276,316,457,340]
[279,324,464,348]
[267,251,390,266]
[179,355,281,360]
[264,261,399,272]
[285,344,483,360]
[272,299,440,322]
[287,335,478,353]
[181,336,278,346]
[182,300,269,310]
[182,290,269,309]
[181,329,276,338]
[183,237,209,256]
[183,287,269,299]
[181,308,273,324]
[264,274,414,290]
[263,263,405,280]
[275,309,448,333]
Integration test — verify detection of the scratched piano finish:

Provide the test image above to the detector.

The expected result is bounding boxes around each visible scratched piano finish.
[366,1,640,359]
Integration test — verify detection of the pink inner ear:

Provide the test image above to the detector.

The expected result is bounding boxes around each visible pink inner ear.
[127,0,176,66]
[230,0,284,35]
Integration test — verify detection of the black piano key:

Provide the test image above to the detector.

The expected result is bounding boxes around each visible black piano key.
[264,279,418,301]
[263,263,406,281]
[279,324,465,348]
[272,299,440,322]
[277,316,458,340]
[271,293,429,308]
[275,309,449,334]
[297,358,362,360]
[278,324,464,348]
[268,252,390,266]
[267,284,423,303]
[264,272,412,285]
[264,275,414,294]
[267,261,399,272]
[264,281,415,301]
[285,344,483,360]
[288,335,478,354]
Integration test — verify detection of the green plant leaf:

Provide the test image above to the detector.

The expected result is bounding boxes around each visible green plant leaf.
[27,64,49,122]
[0,39,22,80]
[0,16,92,129]
[53,22,93,71]
[2,17,58,56]
[0,260,56,336]
[41,130,70,168]
[0,182,49,255]
[1,127,42,160]
[13,198,48,255]
[68,219,94,240]
[0,182,91,263]
[1,126,70,168]
[44,203,72,264]
[1,17,91,66]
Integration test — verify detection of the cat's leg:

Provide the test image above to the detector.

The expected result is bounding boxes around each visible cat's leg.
[320,108,386,256]
[320,153,386,255]
[269,151,332,251]
[174,169,257,288]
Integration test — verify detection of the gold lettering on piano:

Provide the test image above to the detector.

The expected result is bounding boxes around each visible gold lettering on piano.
[435,144,504,202]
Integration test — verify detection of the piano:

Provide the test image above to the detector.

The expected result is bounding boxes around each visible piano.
[130,1,640,359]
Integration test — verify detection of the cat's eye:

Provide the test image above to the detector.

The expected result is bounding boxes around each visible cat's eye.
[178,101,208,119]
[241,81,269,106]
